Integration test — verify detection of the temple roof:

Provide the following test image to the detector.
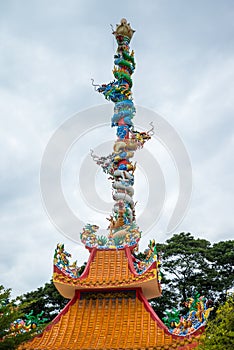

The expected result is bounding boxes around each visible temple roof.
[53,247,161,300]
[18,289,202,350]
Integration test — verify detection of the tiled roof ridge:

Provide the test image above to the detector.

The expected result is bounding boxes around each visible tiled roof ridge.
[125,245,157,276]
[137,289,204,340]
[20,292,78,345]
[19,288,203,349]
[54,246,157,283]
[53,247,162,299]
[55,246,157,280]
[137,289,171,334]
[41,288,203,342]
[77,247,97,280]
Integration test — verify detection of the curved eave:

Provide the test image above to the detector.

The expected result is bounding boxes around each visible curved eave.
[53,247,161,299]
[53,267,161,300]
[18,288,204,350]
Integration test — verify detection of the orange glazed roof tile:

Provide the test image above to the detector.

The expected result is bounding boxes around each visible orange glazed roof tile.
[54,247,162,300]
[18,289,202,350]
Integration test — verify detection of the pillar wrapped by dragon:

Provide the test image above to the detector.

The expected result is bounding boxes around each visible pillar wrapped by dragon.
[18,20,209,350]
[89,18,154,248]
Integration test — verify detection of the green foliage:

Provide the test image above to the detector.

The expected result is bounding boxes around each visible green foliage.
[0,279,75,349]
[16,280,69,322]
[0,286,33,350]
[199,293,234,349]
[78,262,87,276]
[205,240,234,303]
[150,233,234,318]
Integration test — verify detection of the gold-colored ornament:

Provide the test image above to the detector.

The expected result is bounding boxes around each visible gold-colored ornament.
[113,18,135,40]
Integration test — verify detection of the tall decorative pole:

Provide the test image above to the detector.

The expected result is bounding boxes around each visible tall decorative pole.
[86,18,154,248]
[18,20,207,350]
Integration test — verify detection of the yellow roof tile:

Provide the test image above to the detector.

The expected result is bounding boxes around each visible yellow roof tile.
[18,289,201,350]
[54,248,161,300]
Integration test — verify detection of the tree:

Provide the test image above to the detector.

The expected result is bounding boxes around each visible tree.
[17,280,69,322]
[0,285,33,350]
[205,240,234,303]
[150,233,234,318]
[198,293,234,349]
[17,259,87,322]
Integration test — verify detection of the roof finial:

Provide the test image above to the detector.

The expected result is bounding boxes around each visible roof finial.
[113,18,135,41]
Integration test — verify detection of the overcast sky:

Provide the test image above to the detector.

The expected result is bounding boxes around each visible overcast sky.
[1,0,234,298]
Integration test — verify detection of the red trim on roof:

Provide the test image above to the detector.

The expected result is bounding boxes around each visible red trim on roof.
[136,288,172,334]
[137,288,205,341]
[24,292,79,342]
[125,246,157,277]
[79,247,97,279]
[46,293,78,329]
[53,248,97,280]
[21,287,204,348]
